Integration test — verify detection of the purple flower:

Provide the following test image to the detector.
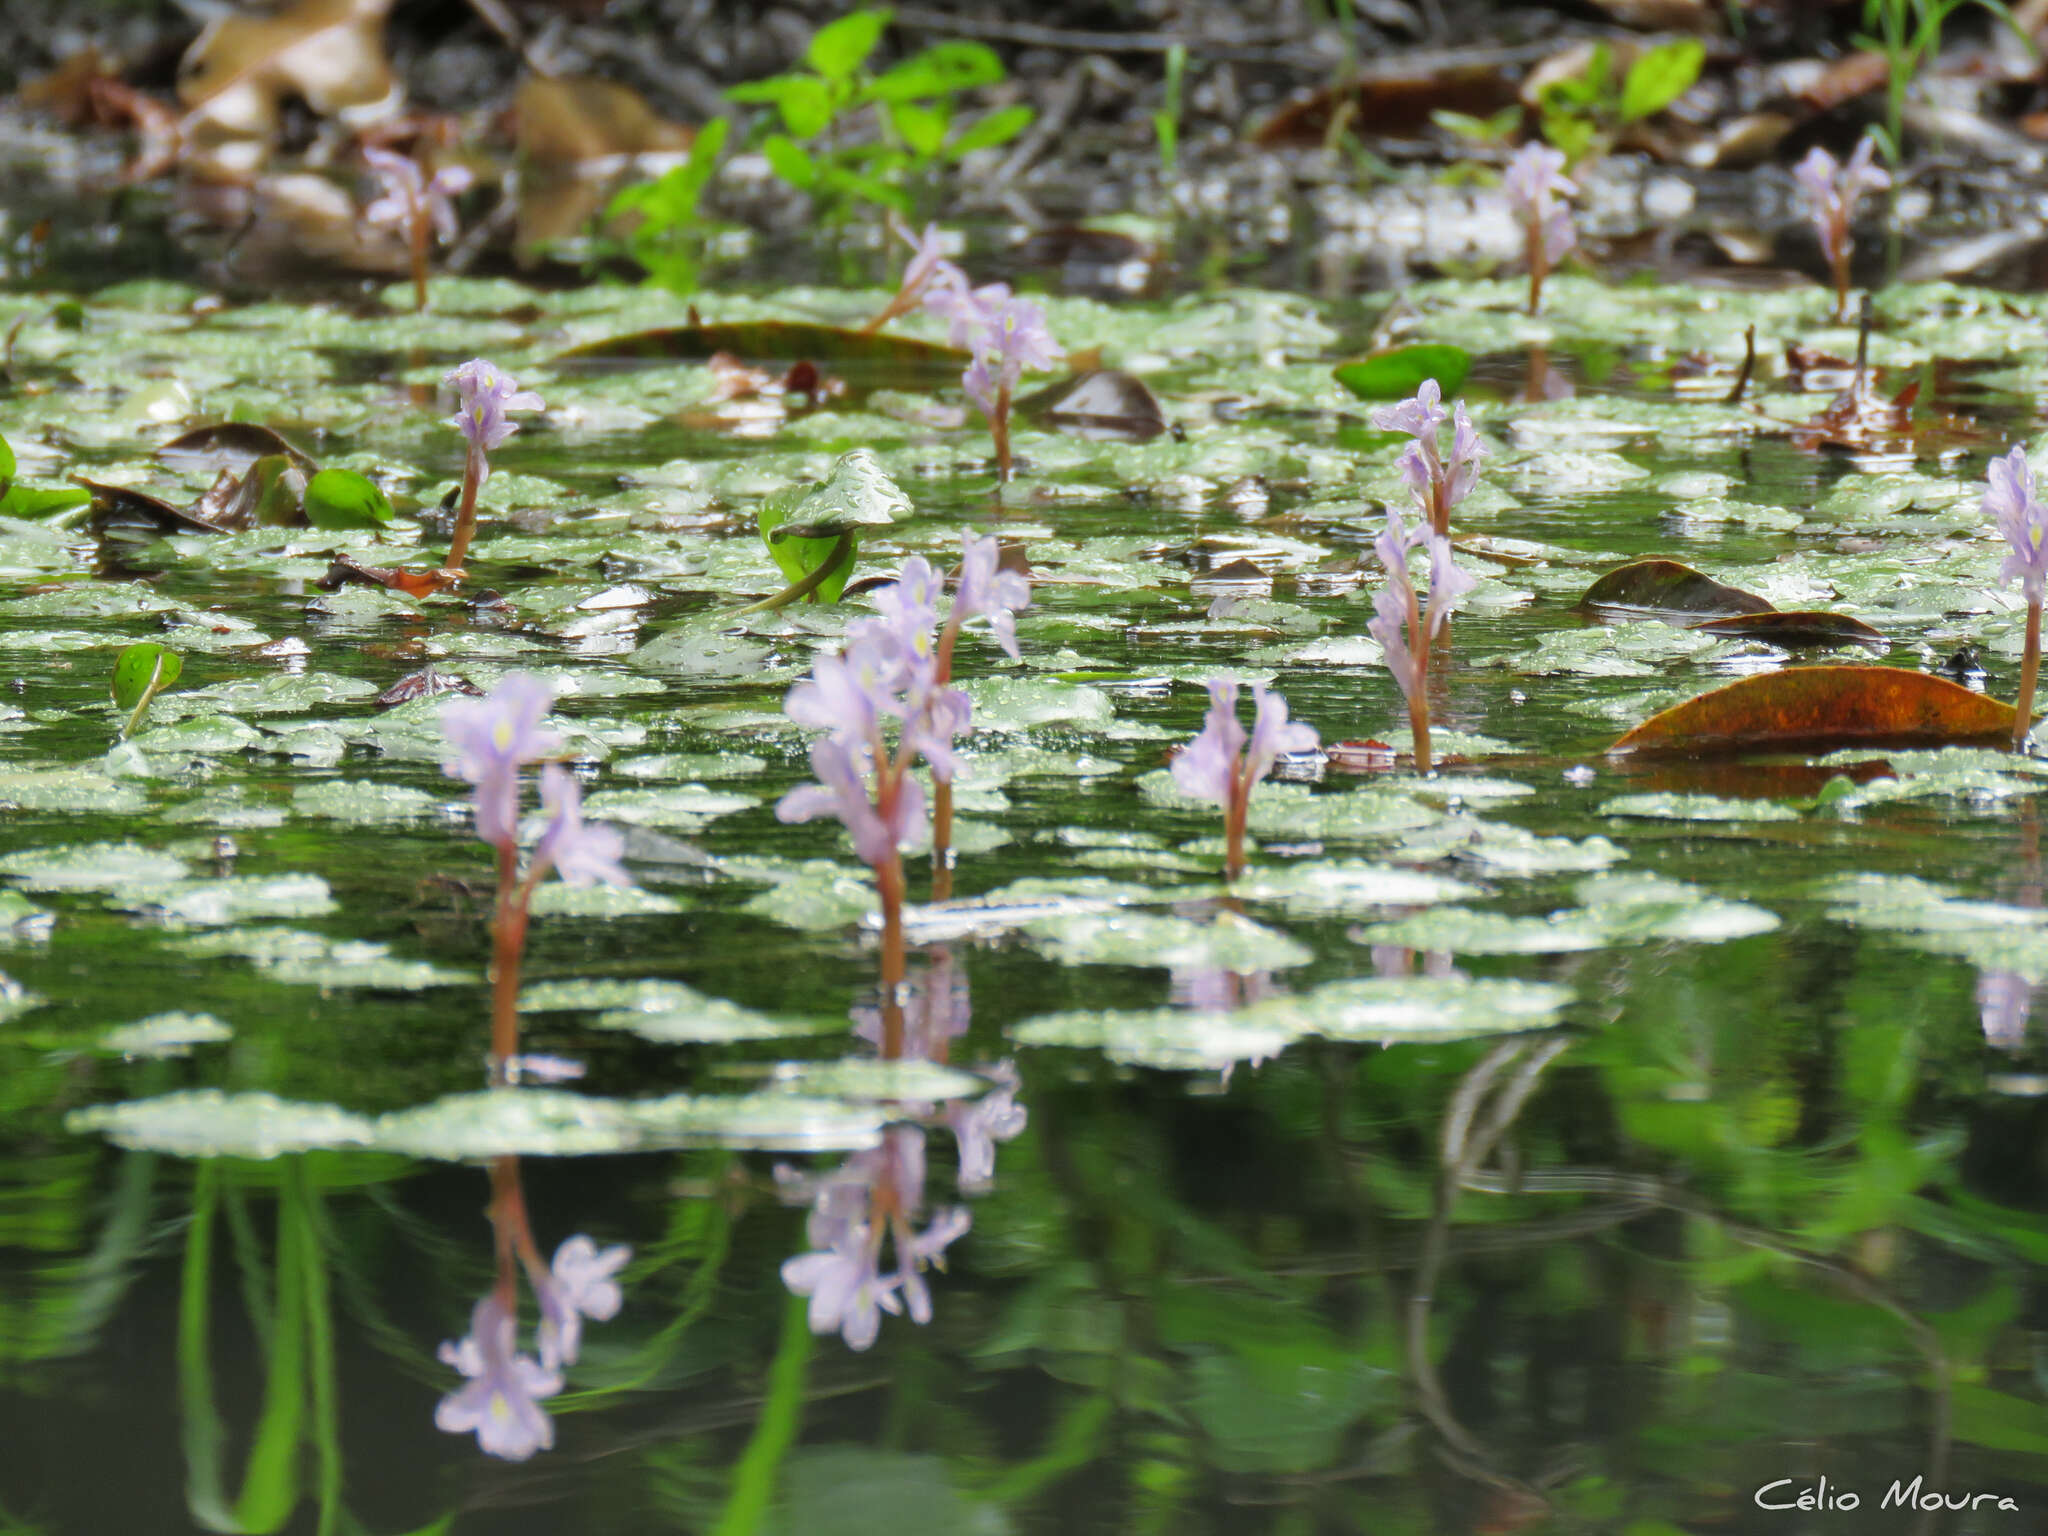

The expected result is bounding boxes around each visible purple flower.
[441,672,561,847]
[781,1217,901,1351]
[1979,969,2032,1049]
[777,736,926,868]
[363,147,473,245]
[952,532,1032,661]
[1374,382,1485,532]
[1370,378,1448,442]
[1987,446,2048,605]
[1424,528,1479,639]
[897,1205,971,1324]
[532,765,631,889]
[1795,138,1889,302]
[878,555,944,637]
[445,359,545,456]
[1368,506,1471,703]
[947,1059,1026,1191]
[853,948,973,1059]
[435,1293,562,1461]
[1172,676,1248,810]
[533,1234,631,1371]
[1502,142,1577,265]
[785,633,902,743]
[1369,582,1419,703]
[960,291,1063,414]
[1245,682,1320,784]
[922,268,1010,349]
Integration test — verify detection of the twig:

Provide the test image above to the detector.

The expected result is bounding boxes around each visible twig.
[1725,323,1755,405]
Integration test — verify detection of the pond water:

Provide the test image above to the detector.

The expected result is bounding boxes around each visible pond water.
[1,269,2047,1534]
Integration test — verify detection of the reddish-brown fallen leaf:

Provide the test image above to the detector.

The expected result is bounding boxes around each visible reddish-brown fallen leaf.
[1256,63,1520,146]
[1798,52,1891,113]
[315,555,454,598]
[1610,666,2015,754]
[376,664,480,708]
[1324,740,1399,772]
[1690,610,1889,652]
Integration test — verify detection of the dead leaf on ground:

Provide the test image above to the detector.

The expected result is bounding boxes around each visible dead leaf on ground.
[1798,51,1891,112]
[78,478,232,538]
[178,0,400,172]
[514,75,695,165]
[376,665,480,708]
[1257,63,1520,146]
[1610,666,2014,754]
[315,555,454,598]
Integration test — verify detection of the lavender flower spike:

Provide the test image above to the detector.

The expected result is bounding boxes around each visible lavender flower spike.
[446,360,545,456]
[951,532,1033,660]
[1501,141,1577,316]
[1794,137,1889,320]
[1988,447,2048,604]
[441,672,561,848]
[1172,676,1247,811]
[1245,682,1320,785]
[781,1219,902,1351]
[363,147,473,246]
[435,1293,562,1461]
[532,765,631,889]
[777,737,925,868]
[534,1234,632,1372]
[1371,382,1485,536]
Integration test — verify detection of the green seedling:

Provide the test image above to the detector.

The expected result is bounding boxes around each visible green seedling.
[112,642,183,740]
[605,118,732,296]
[303,468,395,532]
[1529,39,1705,165]
[1857,0,2027,164]
[1153,44,1186,181]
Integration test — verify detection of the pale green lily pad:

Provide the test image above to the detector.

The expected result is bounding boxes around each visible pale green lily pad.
[582,786,758,828]
[0,841,188,890]
[100,1012,233,1057]
[291,780,443,823]
[527,882,681,916]
[1575,873,1781,942]
[520,977,700,1012]
[741,1059,985,1102]
[173,928,472,989]
[122,874,338,926]
[1299,976,1573,1040]
[373,1090,645,1159]
[66,1091,377,1157]
[1230,861,1477,913]
[1601,793,1803,823]
[613,751,768,780]
[0,770,150,813]
[731,860,877,929]
[1356,908,1611,954]
[960,677,1117,731]
[1013,1006,1302,1071]
[597,1000,833,1044]
[1397,818,1630,875]
[1023,908,1313,970]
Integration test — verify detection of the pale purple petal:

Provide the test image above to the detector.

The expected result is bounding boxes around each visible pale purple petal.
[1368,583,1418,703]
[1423,534,1477,640]
[1245,683,1319,785]
[445,360,544,454]
[1369,378,1445,440]
[440,672,560,848]
[1172,676,1246,810]
[434,1293,562,1462]
[532,765,631,888]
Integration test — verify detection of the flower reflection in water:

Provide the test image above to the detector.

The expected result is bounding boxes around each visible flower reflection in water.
[1977,969,2032,1050]
[434,1155,631,1460]
[782,948,1023,1349]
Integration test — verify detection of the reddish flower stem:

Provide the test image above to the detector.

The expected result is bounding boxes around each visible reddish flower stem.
[445,446,484,575]
[930,778,955,901]
[410,204,430,314]
[487,839,532,1084]
[992,384,1013,483]
[488,1155,526,1307]
[1524,219,1545,318]
[1224,765,1251,882]
[876,853,907,1060]
[2016,601,2042,753]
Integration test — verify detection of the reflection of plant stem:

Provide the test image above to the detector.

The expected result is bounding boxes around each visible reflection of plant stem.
[992,384,1013,484]
[488,841,534,1084]
[444,445,483,575]
[877,854,906,1060]
[930,777,955,900]
[2015,601,2041,752]
[1524,218,1545,318]
[710,1293,814,1536]
[1224,765,1250,881]
[736,532,854,614]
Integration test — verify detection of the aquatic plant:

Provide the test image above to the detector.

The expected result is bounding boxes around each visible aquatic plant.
[604,117,731,296]
[1987,445,2048,750]
[1855,0,2023,171]
[1172,675,1320,881]
[442,360,544,575]
[1369,378,1485,538]
[923,273,1063,482]
[1792,137,1889,323]
[862,218,960,333]
[441,674,630,1077]
[436,1155,631,1459]
[1367,504,1476,773]
[779,1125,970,1350]
[361,146,471,314]
[1527,39,1705,166]
[1501,142,1576,318]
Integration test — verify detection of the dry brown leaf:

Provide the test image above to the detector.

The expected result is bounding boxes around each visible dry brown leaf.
[178,0,400,169]
[514,75,694,165]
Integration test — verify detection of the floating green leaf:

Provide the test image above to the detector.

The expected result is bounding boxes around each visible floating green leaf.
[301,468,394,531]
[1334,345,1471,401]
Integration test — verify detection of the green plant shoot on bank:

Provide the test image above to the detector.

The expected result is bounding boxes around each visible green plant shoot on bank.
[605,118,732,296]
[724,7,1033,220]
[1856,0,2027,165]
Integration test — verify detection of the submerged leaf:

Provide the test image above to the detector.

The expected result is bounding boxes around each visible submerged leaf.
[1689,610,1888,652]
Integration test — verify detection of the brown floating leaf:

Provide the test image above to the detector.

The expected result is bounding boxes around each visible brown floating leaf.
[315,555,453,598]
[77,478,231,537]
[158,422,318,476]
[513,75,695,165]
[376,665,480,708]
[557,321,968,386]
[1609,667,2015,755]
[1689,610,1889,652]
[1578,559,1774,618]
[1018,370,1168,441]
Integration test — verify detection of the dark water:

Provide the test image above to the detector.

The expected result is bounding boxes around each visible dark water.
[0,270,2045,1536]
